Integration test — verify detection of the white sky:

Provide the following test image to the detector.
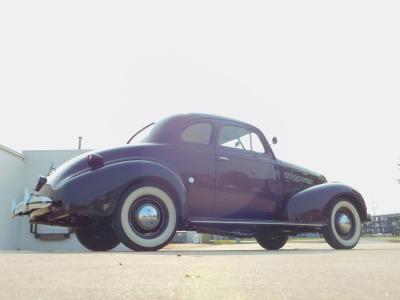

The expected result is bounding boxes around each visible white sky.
[1,1,400,214]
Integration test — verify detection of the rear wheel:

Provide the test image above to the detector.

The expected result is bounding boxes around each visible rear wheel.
[256,234,288,250]
[75,221,120,251]
[323,199,361,249]
[113,185,177,251]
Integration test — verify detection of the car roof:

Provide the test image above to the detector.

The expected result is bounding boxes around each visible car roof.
[143,113,261,144]
[163,113,254,127]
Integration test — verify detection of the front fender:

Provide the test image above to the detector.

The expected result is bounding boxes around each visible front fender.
[58,160,188,222]
[285,183,367,224]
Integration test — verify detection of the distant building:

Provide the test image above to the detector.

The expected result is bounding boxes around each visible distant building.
[362,213,400,235]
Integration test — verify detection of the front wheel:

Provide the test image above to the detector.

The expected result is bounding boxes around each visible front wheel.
[113,185,177,251]
[75,221,120,251]
[323,199,361,250]
[256,234,288,250]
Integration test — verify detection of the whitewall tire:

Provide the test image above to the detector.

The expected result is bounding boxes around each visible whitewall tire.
[323,199,361,249]
[113,185,177,251]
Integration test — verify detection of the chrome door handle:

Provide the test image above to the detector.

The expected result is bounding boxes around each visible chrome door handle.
[217,156,230,162]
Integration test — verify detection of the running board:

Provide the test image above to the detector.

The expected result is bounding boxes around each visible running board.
[189,217,325,228]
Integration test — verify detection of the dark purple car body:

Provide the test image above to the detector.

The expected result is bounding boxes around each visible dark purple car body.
[13,113,369,250]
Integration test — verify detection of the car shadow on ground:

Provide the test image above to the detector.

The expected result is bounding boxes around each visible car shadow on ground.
[0,248,337,255]
[110,248,396,255]
[145,249,338,256]
[3,247,394,255]
[5,242,398,255]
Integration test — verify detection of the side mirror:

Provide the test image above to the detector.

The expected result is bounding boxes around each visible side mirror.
[272,137,278,145]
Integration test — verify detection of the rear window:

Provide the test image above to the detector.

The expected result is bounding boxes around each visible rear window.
[181,123,212,145]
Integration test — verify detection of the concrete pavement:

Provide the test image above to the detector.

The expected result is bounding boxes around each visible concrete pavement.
[1,240,400,300]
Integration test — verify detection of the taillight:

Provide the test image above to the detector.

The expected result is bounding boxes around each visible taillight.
[86,154,104,169]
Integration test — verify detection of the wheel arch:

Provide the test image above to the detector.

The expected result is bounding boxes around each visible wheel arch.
[285,182,368,225]
[60,160,188,223]
[326,192,367,222]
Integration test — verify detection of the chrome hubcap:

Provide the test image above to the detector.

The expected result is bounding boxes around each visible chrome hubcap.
[135,204,160,230]
[336,213,352,235]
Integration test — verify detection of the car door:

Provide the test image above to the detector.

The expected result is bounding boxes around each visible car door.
[214,123,283,220]
[169,120,217,218]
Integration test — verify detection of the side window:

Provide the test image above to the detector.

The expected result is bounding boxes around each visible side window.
[218,125,265,153]
[181,123,213,145]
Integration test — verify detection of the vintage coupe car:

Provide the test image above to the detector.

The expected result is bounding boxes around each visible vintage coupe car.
[12,114,369,251]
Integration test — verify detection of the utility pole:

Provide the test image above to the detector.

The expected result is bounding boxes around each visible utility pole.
[78,136,82,150]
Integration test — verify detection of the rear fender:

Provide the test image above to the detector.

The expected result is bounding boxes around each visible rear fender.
[285,183,367,224]
[59,160,188,223]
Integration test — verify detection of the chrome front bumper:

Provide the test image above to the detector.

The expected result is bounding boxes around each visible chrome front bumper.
[11,189,53,218]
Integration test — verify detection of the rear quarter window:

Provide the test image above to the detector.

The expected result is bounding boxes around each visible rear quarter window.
[181,123,213,145]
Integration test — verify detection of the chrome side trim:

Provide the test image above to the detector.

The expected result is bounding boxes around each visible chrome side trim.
[189,219,325,227]
[217,156,230,162]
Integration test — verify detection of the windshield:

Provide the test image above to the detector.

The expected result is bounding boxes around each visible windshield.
[126,122,155,144]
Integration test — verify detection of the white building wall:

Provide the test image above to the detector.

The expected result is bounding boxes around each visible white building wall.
[18,149,90,251]
[0,145,24,250]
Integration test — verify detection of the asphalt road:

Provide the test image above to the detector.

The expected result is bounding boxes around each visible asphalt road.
[1,240,400,300]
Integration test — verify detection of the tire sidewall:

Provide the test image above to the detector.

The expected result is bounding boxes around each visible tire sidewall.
[114,185,177,250]
[328,200,361,248]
